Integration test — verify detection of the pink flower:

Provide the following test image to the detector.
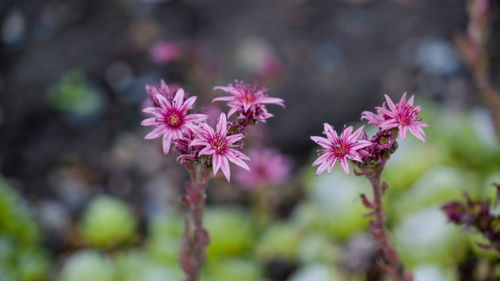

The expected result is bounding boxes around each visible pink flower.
[150,41,182,64]
[311,124,372,175]
[141,87,207,155]
[190,113,250,181]
[362,93,429,142]
[212,82,284,121]
[235,148,291,189]
[144,80,180,107]
[361,107,388,127]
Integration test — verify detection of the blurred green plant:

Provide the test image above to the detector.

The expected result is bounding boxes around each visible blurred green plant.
[0,177,51,281]
[80,196,137,249]
[58,250,115,281]
[47,70,103,116]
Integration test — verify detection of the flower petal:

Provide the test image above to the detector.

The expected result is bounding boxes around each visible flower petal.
[220,156,231,181]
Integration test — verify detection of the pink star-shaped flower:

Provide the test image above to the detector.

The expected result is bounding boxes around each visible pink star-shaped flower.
[213,82,284,120]
[362,93,429,142]
[141,87,207,155]
[311,124,372,175]
[190,113,250,181]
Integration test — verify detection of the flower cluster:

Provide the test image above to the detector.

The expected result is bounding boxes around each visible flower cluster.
[442,184,500,252]
[311,92,428,175]
[141,80,284,181]
[213,81,284,125]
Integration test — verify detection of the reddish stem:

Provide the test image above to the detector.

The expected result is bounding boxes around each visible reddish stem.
[180,163,210,281]
[365,170,413,281]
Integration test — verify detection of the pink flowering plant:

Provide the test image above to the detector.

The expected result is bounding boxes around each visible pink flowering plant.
[311,92,428,281]
[141,79,284,281]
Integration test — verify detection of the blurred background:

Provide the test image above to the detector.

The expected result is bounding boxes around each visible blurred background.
[0,0,500,280]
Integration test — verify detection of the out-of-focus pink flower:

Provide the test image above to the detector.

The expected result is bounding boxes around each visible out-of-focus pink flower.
[150,41,182,64]
[213,82,284,122]
[141,87,207,155]
[311,124,371,175]
[235,148,291,189]
[260,54,283,79]
[362,93,429,142]
[190,113,250,181]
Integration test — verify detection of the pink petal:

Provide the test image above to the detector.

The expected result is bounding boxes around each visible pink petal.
[185,114,208,123]
[326,158,337,174]
[143,107,163,118]
[340,158,350,174]
[180,96,197,112]
[315,161,329,176]
[259,96,285,107]
[220,156,231,181]
[214,86,242,96]
[227,106,239,117]
[212,154,222,175]
[216,113,227,135]
[145,126,166,139]
[160,79,170,92]
[212,96,235,102]
[384,94,397,112]
[229,149,251,161]
[141,118,158,126]
[190,139,209,147]
[323,123,338,141]
[340,126,353,141]
[407,94,415,106]
[172,88,185,107]
[311,136,331,149]
[351,140,372,150]
[399,125,408,140]
[227,151,250,171]
[347,126,365,143]
[409,125,426,142]
[162,133,173,154]
[199,146,215,156]
[226,134,244,144]
[378,119,399,130]
[399,92,408,105]
[312,153,330,166]
[156,94,171,109]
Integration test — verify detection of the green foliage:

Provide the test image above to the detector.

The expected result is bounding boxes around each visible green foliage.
[58,251,115,281]
[204,208,253,260]
[203,258,262,281]
[146,213,182,265]
[80,196,137,249]
[394,207,466,267]
[302,167,369,240]
[255,222,301,262]
[0,177,51,281]
[392,166,478,219]
[47,70,102,115]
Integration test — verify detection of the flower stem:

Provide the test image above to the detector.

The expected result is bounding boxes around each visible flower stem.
[180,163,210,281]
[365,170,413,281]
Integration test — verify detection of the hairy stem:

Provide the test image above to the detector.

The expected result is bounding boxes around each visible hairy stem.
[365,171,413,281]
[180,163,210,281]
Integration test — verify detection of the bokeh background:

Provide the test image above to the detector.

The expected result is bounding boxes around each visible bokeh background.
[1,0,500,281]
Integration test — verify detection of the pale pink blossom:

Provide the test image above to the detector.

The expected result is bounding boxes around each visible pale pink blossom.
[150,41,182,64]
[235,148,291,189]
[311,124,372,175]
[141,87,207,155]
[364,93,429,142]
[190,113,250,181]
[212,82,284,121]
